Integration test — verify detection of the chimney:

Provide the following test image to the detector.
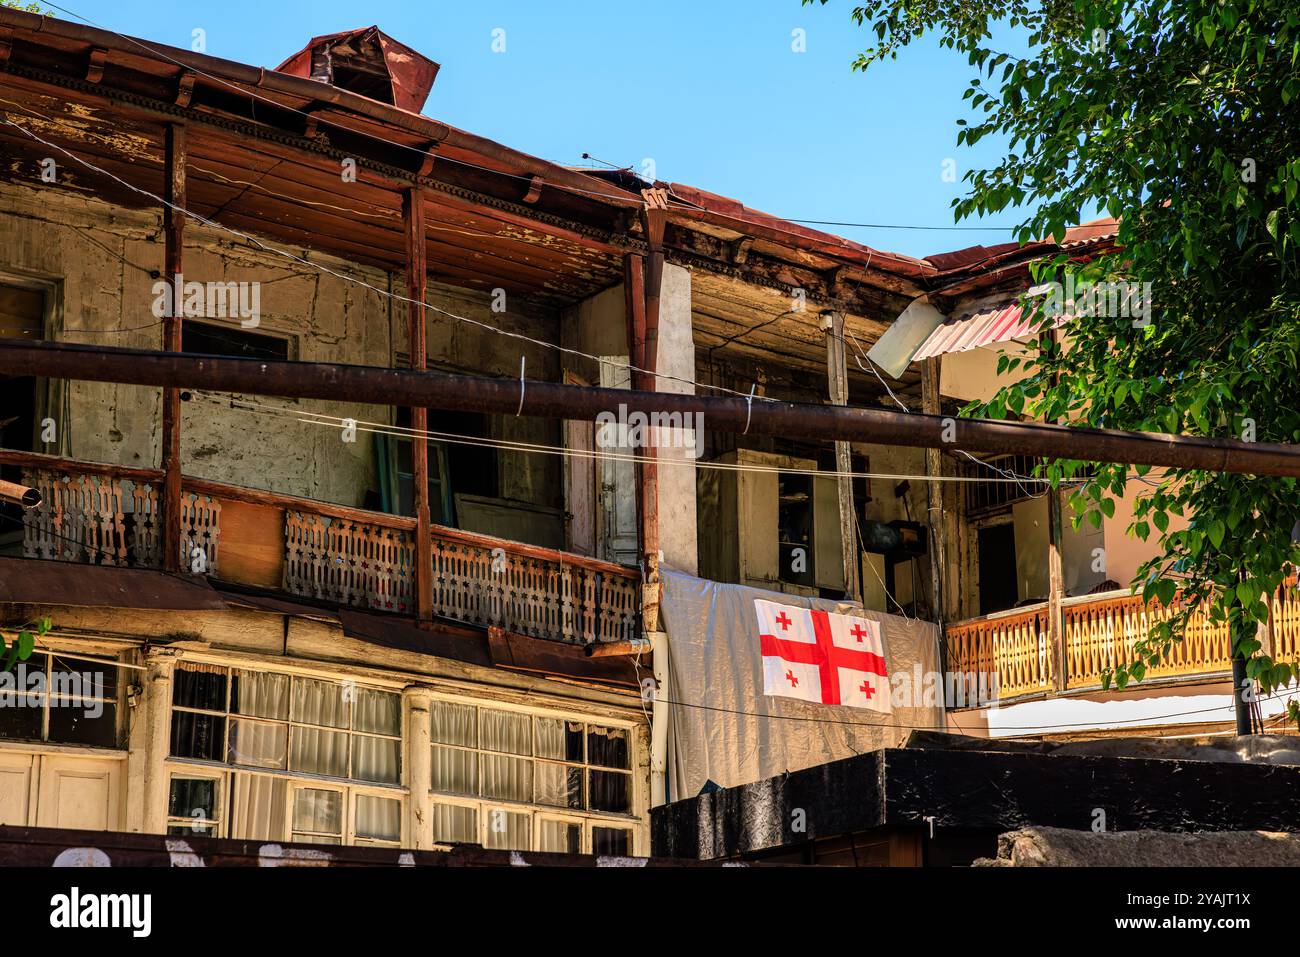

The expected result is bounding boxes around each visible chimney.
[275,26,439,114]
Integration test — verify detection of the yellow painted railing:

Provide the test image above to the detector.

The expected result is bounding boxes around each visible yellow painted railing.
[946,589,1244,704]
[944,603,1053,700]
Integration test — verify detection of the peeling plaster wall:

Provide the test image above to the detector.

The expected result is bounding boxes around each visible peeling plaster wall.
[0,184,563,512]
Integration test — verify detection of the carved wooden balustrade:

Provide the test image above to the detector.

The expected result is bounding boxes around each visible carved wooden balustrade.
[1061,592,1231,689]
[4,451,638,646]
[946,589,1242,705]
[944,603,1053,700]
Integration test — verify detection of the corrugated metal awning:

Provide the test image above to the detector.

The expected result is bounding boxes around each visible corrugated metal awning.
[913,302,1065,361]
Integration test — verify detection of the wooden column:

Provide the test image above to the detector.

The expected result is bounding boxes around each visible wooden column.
[140,649,177,834]
[404,187,434,621]
[921,357,947,631]
[1045,328,1066,690]
[630,205,666,633]
[1048,488,1066,690]
[825,313,861,601]
[404,686,435,848]
[160,123,186,572]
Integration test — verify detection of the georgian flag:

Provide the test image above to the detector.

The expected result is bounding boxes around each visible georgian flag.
[754,599,891,712]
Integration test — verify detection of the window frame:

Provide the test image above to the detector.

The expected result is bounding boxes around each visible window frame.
[427,693,640,854]
[0,649,124,749]
[169,664,402,785]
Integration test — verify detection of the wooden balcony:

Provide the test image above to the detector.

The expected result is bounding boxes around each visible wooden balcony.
[945,589,1257,705]
[5,452,640,645]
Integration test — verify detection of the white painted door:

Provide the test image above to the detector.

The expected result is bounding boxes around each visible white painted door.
[33,755,123,832]
[0,752,37,826]
[597,357,639,565]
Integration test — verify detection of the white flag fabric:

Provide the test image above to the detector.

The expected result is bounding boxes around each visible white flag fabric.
[755,598,891,713]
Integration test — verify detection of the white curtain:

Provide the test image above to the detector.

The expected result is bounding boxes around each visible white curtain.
[431,746,476,795]
[354,794,401,842]
[352,734,400,784]
[228,719,287,769]
[431,803,476,843]
[234,670,288,720]
[228,772,287,840]
[293,678,349,728]
[290,726,348,777]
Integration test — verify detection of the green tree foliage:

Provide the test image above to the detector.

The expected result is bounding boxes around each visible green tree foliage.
[813,0,1300,723]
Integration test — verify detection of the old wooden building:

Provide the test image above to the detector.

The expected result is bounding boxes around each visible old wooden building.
[0,10,1290,860]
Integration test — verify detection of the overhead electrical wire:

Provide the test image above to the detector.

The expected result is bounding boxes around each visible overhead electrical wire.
[38,1,1023,237]
[191,391,1062,486]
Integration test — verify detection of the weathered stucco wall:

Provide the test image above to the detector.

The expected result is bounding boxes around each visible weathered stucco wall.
[0,184,563,512]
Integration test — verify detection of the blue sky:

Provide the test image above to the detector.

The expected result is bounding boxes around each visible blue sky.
[51,0,1033,258]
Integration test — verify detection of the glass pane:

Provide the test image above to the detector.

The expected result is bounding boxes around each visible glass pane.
[431,746,476,796]
[48,654,117,702]
[483,808,530,851]
[430,701,476,747]
[231,671,289,720]
[589,770,630,813]
[228,773,288,841]
[592,827,631,856]
[481,753,531,802]
[353,734,401,784]
[292,677,350,729]
[431,803,476,843]
[228,719,287,769]
[170,711,225,761]
[535,763,583,809]
[535,718,584,762]
[353,688,400,735]
[293,833,342,846]
[538,819,582,854]
[168,777,217,820]
[0,695,43,740]
[355,795,401,842]
[49,700,117,748]
[480,708,531,755]
[292,788,342,835]
[587,726,630,769]
[173,667,227,711]
[290,726,349,777]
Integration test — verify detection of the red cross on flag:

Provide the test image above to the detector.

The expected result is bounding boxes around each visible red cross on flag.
[754,599,891,713]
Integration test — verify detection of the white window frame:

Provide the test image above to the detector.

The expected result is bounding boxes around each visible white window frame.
[170,664,402,785]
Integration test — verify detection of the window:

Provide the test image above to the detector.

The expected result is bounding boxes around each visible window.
[181,321,291,361]
[0,651,121,748]
[167,775,221,836]
[166,771,403,847]
[170,665,401,785]
[429,700,635,853]
[778,472,816,587]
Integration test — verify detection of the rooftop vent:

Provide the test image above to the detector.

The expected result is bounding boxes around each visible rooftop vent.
[275,26,439,113]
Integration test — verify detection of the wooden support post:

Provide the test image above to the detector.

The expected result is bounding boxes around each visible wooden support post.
[160,122,185,573]
[404,187,434,622]
[1045,328,1066,691]
[825,312,860,601]
[1048,487,1066,691]
[624,250,660,633]
[404,686,435,847]
[140,648,177,834]
[921,357,947,640]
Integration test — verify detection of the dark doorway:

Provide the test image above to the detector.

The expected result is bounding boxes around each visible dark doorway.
[977,522,1019,615]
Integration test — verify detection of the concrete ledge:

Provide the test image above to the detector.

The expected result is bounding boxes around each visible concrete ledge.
[976,826,1300,866]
